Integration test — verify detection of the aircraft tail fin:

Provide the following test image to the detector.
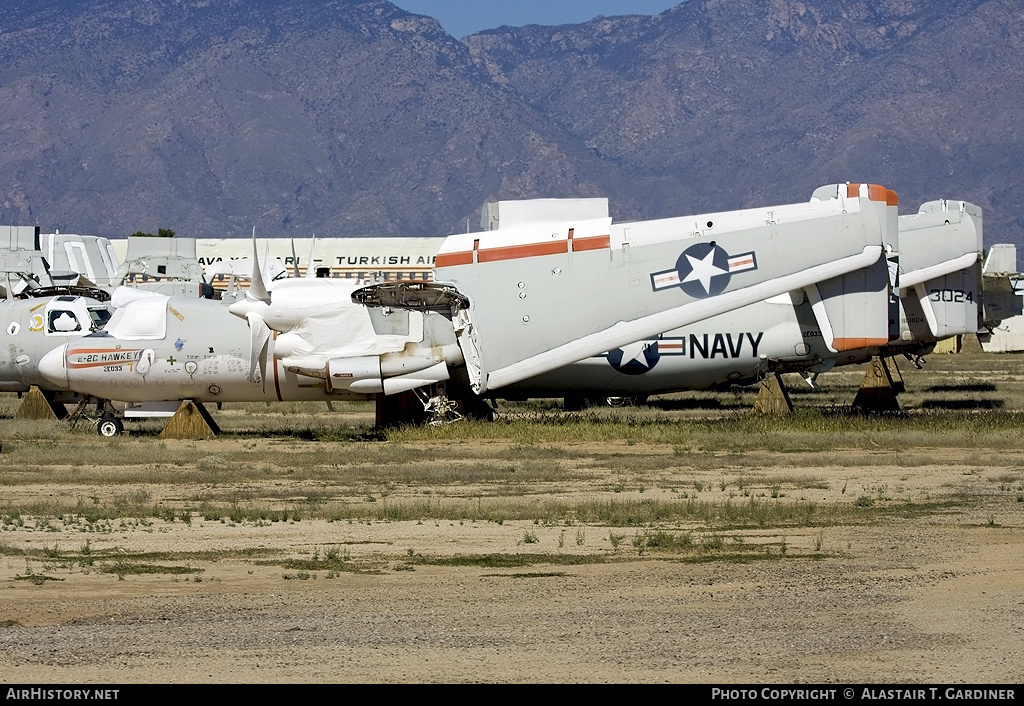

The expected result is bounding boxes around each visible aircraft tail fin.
[804,255,890,353]
[896,200,984,340]
[983,244,1016,275]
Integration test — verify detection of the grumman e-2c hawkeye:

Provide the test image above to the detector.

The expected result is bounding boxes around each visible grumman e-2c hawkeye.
[501,190,997,409]
[39,184,890,431]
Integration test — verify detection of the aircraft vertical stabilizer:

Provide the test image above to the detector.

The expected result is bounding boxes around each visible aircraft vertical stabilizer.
[980,244,1022,327]
[898,200,983,340]
[804,260,891,353]
[805,184,898,352]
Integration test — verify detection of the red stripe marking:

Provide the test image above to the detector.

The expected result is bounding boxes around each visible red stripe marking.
[477,240,568,262]
[435,251,475,268]
[571,235,611,252]
[832,337,888,351]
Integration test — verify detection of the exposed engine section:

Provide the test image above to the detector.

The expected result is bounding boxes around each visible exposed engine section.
[352,282,469,314]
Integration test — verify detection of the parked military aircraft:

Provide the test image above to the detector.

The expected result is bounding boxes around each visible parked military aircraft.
[0,228,218,424]
[0,293,112,395]
[500,194,990,405]
[0,225,113,415]
[39,183,890,430]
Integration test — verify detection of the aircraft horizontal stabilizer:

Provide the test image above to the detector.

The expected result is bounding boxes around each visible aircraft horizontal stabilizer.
[435,184,892,394]
[804,257,890,354]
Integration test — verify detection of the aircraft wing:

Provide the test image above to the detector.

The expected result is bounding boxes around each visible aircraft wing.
[435,183,890,394]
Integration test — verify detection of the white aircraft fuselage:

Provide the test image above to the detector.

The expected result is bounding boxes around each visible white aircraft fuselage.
[38,296,337,403]
[0,294,111,393]
[39,184,900,415]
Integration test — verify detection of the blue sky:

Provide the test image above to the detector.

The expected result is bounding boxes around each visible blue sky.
[392,1,681,38]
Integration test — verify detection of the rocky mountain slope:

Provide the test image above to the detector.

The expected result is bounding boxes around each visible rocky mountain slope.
[0,0,1020,247]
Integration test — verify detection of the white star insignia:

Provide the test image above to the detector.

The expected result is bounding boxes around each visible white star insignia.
[682,249,728,294]
[618,341,654,369]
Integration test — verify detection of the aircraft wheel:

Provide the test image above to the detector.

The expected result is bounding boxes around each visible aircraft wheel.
[562,396,593,411]
[606,396,649,407]
[97,417,124,437]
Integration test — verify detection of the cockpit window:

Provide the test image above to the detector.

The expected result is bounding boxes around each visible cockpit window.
[47,310,82,333]
[88,308,112,330]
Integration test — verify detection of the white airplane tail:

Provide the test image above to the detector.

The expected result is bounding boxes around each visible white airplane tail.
[980,243,1022,329]
[896,200,983,341]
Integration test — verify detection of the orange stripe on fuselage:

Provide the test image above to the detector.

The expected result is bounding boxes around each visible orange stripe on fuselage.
[67,360,129,370]
[434,251,475,268]
[832,337,889,351]
[435,234,610,266]
[571,235,611,252]
[66,348,141,355]
[477,240,568,262]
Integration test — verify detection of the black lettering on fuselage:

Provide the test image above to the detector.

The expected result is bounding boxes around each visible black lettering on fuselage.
[686,332,764,359]
[748,331,763,357]
[690,333,708,358]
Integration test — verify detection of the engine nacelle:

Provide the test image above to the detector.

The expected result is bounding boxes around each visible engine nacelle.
[326,356,382,394]
[325,355,451,396]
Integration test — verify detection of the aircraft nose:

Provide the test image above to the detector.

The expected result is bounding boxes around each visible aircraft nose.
[38,344,70,389]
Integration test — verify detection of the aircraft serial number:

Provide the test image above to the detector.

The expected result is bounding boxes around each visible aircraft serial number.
[103,365,123,372]
[929,288,974,303]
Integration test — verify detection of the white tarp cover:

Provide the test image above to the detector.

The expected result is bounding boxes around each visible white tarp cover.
[264,280,421,364]
[104,294,169,340]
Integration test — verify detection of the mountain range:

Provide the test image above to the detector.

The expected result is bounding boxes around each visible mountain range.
[0,0,1020,249]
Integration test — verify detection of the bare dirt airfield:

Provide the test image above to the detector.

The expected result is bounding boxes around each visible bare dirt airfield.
[1,348,1022,684]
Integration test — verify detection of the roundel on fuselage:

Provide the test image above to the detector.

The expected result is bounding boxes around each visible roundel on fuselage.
[675,242,732,298]
[607,341,660,375]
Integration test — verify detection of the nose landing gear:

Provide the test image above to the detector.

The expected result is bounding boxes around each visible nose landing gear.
[97,416,125,437]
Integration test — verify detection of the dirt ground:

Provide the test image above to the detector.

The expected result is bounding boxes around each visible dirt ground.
[1,435,1022,684]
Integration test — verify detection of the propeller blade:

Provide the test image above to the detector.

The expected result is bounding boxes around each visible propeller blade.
[247,224,271,304]
[305,233,317,279]
[246,311,273,389]
[290,239,301,278]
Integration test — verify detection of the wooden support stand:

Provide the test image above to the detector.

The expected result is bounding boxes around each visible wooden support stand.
[159,400,221,439]
[752,373,793,415]
[14,386,69,420]
[960,332,985,354]
[852,357,902,412]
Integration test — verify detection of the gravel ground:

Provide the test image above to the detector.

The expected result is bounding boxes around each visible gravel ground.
[1,512,1021,683]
